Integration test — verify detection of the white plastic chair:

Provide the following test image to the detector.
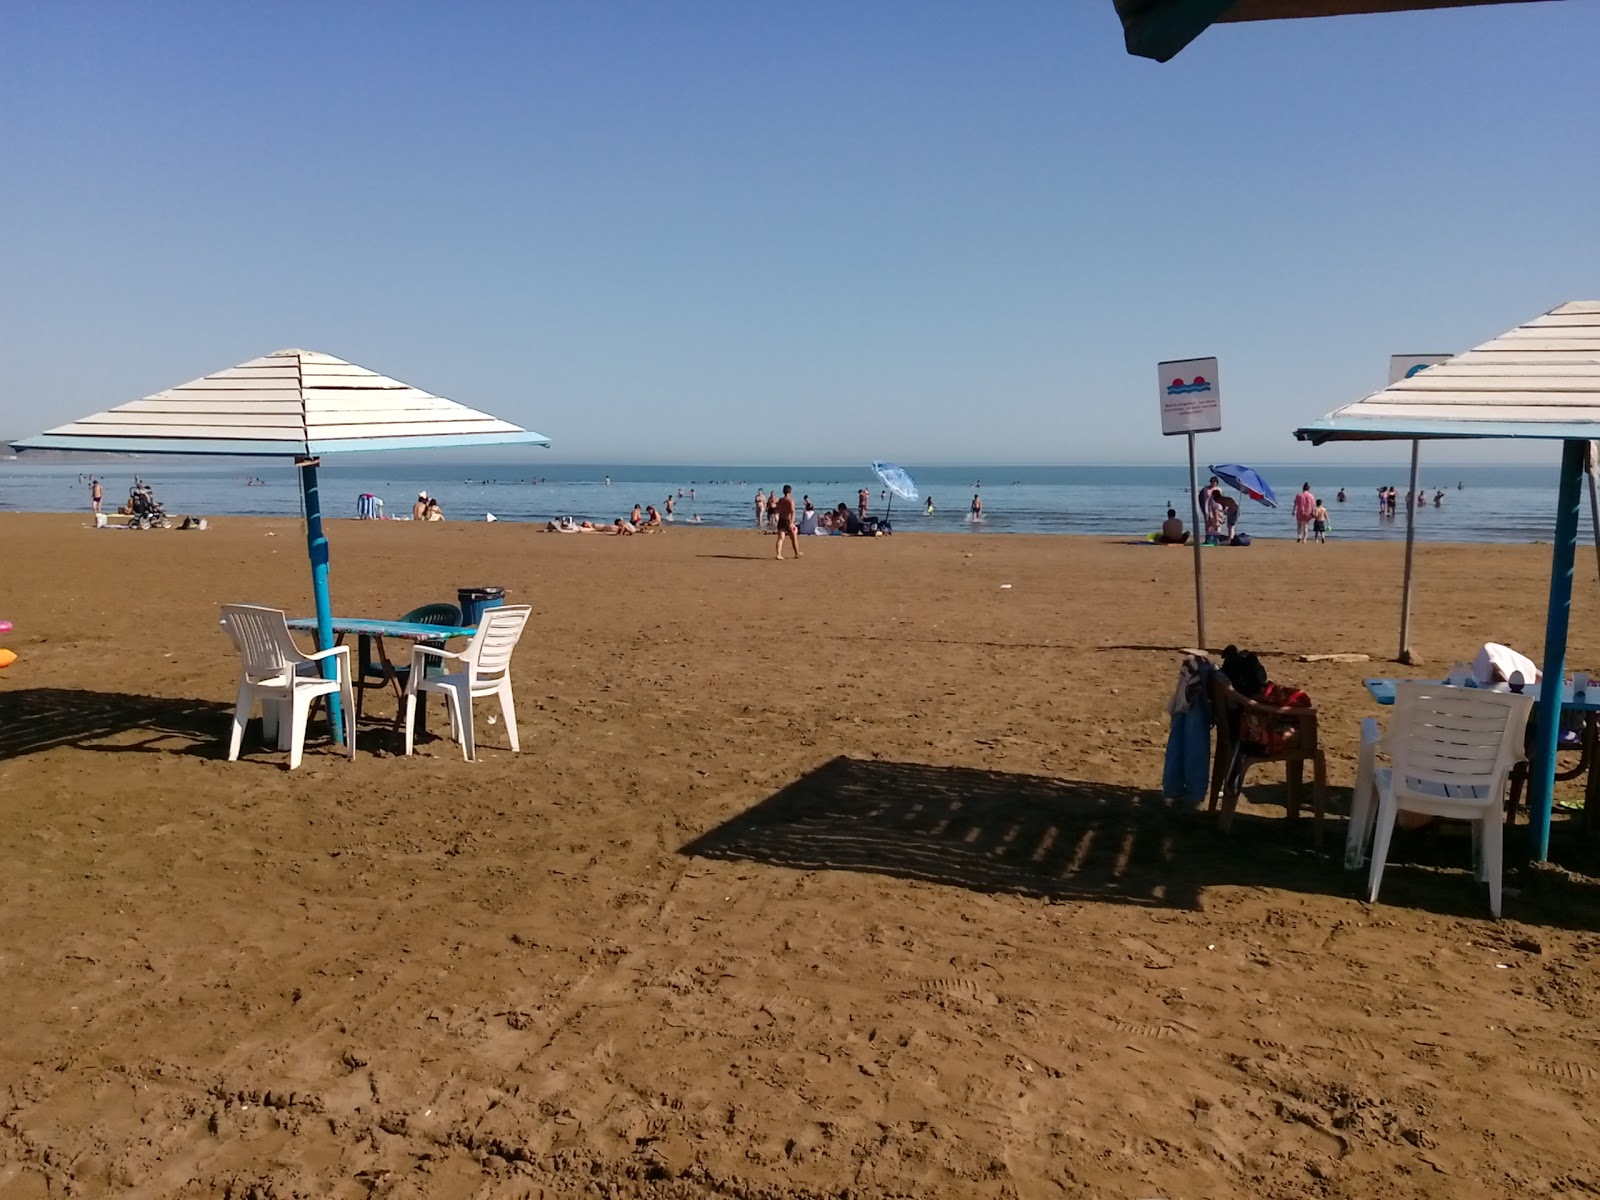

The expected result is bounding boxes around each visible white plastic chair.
[220,604,356,770]
[1367,682,1532,918]
[403,604,532,761]
[1344,716,1382,870]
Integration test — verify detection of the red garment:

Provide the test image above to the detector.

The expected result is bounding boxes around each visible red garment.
[1240,683,1311,754]
[1293,490,1317,521]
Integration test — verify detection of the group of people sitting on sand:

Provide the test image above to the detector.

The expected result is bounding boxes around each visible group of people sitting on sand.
[780,497,889,536]
[816,501,887,535]
[1155,477,1250,546]
[545,503,664,534]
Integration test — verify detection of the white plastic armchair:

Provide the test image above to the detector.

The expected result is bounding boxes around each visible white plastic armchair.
[403,604,532,761]
[1367,682,1532,918]
[220,604,356,770]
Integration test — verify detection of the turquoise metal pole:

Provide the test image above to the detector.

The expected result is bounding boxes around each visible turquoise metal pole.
[298,457,346,745]
[1530,438,1586,861]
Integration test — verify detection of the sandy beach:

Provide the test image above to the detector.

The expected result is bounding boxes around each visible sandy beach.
[4,513,1600,1199]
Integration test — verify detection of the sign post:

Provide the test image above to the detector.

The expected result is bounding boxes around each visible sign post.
[1159,358,1222,650]
[1390,354,1453,664]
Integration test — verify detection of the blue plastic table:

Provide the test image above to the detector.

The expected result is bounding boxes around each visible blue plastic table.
[287,617,477,642]
[1364,677,1600,713]
[288,617,476,732]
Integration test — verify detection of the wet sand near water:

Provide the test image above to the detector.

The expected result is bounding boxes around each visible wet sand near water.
[4,513,1600,1198]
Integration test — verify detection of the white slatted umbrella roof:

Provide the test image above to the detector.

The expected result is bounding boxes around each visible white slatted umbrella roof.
[12,348,551,457]
[1296,302,1600,444]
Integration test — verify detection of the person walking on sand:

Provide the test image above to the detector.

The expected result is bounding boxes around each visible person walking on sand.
[90,478,102,515]
[1312,499,1330,543]
[774,485,802,560]
[754,489,765,528]
[1293,483,1317,543]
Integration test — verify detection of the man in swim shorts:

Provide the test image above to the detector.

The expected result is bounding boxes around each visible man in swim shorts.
[774,485,802,560]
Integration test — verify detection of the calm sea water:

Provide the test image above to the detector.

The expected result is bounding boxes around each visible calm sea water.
[0,458,1585,544]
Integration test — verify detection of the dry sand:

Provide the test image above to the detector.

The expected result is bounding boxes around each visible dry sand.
[4,513,1600,1199]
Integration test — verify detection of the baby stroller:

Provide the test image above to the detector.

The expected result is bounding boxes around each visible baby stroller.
[128,483,172,529]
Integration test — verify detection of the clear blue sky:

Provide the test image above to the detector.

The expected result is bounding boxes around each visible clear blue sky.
[3,1,1595,469]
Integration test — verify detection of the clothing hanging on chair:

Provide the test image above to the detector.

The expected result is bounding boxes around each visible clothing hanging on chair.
[1163,656,1212,808]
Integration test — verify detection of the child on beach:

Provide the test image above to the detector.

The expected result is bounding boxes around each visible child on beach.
[1312,500,1330,543]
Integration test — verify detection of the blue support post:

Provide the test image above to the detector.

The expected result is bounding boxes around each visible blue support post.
[298,457,346,745]
[1530,438,1587,861]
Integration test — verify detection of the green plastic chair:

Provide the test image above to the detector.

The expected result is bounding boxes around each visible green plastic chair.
[353,603,464,726]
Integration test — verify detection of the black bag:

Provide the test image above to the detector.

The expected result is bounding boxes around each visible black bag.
[1221,645,1268,699]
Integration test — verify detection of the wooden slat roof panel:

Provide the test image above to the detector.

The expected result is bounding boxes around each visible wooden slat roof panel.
[1323,403,1600,423]
[15,348,549,457]
[71,410,306,429]
[1297,302,1600,444]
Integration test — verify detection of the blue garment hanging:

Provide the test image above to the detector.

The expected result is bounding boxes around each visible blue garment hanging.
[1162,659,1212,808]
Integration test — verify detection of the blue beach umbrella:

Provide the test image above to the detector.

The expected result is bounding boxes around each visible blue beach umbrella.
[1207,464,1278,508]
[871,461,918,521]
[14,348,551,743]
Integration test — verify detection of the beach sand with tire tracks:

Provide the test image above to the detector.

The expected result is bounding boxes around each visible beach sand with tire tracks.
[3,513,1600,1198]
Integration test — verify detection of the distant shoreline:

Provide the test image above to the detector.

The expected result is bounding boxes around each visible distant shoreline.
[0,509,1557,549]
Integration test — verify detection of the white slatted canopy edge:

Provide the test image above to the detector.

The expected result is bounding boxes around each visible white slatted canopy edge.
[12,348,552,457]
[1296,302,1600,444]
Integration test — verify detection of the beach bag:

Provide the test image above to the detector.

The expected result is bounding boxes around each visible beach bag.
[1230,532,1251,547]
[1220,645,1268,699]
[1239,682,1313,755]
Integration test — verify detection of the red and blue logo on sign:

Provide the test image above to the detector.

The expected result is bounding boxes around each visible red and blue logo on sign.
[1166,376,1212,395]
